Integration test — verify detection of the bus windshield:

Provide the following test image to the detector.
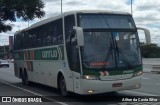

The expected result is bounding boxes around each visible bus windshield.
[78,14,135,29]
[82,31,141,70]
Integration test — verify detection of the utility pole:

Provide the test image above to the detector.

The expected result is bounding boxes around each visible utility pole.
[131,0,133,15]
[61,0,62,14]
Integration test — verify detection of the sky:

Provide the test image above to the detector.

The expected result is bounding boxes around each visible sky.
[0,0,160,46]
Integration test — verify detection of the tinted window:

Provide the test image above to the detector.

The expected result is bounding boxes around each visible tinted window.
[78,14,135,29]
[14,18,63,50]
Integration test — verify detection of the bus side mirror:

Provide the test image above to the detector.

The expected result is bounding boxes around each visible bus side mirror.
[137,27,151,44]
[73,26,84,46]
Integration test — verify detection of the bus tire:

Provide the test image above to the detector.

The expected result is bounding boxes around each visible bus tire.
[22,70,29,86]
[59,75,68,96]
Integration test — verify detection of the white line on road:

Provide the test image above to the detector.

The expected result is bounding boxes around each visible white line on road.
[125,90,158,96]
[0,80,69,105]
[156,83,160,85]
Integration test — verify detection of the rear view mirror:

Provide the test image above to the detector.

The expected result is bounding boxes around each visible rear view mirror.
[137,27,151,44]
[73,26,84,46]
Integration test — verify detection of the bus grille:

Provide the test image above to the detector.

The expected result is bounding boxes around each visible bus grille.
[100,74,133,81]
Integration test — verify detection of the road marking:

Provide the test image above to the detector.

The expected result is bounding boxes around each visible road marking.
[142,77,150,79]
[125,90,158,96]
[0,80,69,105]
[156,83,160,85]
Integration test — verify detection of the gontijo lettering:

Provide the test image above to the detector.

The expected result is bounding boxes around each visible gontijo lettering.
[42,50,57,58]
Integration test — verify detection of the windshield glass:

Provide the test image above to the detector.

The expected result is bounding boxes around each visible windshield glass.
[82,32,116,69]
[113,32,141,68]
[78,14,135,29]
[82,31,141,70]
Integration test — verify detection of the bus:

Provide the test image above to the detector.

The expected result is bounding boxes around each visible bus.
[13,10,151,96]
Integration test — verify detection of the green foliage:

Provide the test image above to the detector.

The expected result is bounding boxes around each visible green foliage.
[140,43,160,58]
[0,0,45,33]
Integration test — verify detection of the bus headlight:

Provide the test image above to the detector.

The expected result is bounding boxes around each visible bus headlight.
[133,71,143,77]
[83,75,100,80]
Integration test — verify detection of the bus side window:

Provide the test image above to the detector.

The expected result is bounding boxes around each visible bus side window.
[48,18,63,45]
[47,23,52,45]
[23,32,27,48]
[20,33,24,49]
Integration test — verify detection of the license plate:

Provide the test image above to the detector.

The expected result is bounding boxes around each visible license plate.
[112,83,122,87]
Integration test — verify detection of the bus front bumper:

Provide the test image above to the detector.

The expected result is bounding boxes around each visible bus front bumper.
[78,76,142,95]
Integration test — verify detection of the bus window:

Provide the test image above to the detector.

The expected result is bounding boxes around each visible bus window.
[64,15,76,70]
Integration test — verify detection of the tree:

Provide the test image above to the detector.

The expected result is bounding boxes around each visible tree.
[0,0,45,33]
[141,44,160,58]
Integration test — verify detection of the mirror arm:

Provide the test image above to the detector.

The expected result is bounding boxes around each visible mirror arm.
[137,27,151,44]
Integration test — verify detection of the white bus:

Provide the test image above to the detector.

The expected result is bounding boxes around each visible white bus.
[14,10,151,96]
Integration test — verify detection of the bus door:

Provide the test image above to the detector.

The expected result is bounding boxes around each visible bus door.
[70,31,81,93]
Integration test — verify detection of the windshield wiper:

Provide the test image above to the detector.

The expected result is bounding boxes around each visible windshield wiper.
[114,39,132,69]
[102,37,114,68]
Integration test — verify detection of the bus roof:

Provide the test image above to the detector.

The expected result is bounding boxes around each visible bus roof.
[15,10,131,35]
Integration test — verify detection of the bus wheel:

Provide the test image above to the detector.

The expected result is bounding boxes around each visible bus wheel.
[59,75,68,96]
[22,71,29,85]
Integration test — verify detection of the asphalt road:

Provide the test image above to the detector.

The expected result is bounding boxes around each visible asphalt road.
[0,61,160,105]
